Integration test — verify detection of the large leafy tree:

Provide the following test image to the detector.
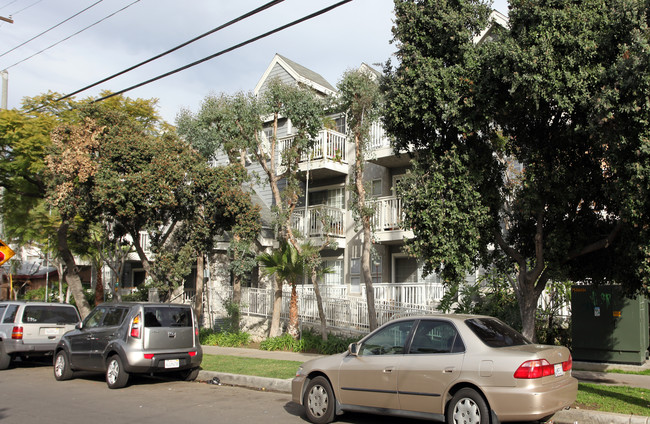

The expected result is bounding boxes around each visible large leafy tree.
[337,69,383,331]
[383,0,650,341]
[178,79,325,338]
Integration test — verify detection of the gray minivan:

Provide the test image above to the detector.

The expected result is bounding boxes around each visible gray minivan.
[0,301,81,369]
[53,302,202,388]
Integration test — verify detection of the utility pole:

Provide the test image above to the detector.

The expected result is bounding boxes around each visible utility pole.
[1,70,7,109]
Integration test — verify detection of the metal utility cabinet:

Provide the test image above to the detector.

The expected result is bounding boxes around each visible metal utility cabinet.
[571,285,649,365]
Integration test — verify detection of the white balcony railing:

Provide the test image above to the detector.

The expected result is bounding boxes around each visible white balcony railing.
[291,205,345,238]
[371,196,406,232]
[279,129,347,164]
[368,121,391,150]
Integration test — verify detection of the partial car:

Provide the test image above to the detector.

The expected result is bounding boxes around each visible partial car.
[53,302,202,389]
[0,301,80,369]
[292,314,577,424]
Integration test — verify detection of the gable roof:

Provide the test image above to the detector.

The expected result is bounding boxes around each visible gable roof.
[254,53,337,96]
[474,10,508,44]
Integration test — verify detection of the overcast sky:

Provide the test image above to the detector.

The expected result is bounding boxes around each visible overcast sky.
[0,0,509,124]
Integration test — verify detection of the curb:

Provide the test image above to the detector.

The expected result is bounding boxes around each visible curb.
[551,408,650,424]
[197,370,291,393]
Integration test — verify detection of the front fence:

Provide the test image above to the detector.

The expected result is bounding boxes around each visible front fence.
[210,284,445,333]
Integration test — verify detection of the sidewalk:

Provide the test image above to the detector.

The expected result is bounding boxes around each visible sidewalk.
[198,346,650,424]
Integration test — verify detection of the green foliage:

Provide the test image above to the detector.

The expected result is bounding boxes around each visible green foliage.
[257,240,306,286]
[260,333,305,352]
[382,0,650,339]
[300,330,359,355]
[199,328,251,347]
[536,281,572,347]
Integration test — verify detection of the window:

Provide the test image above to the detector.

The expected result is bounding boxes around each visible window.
[144,307,192,327]
[409,320,464,354]
[371,179,382,197]
[371,258,382,285]
[310,188,344,209]
[466,318,531,347]
[360,320,414,356]
[2,305,18,323]
[102,308,128,327]
[392,175,404,196]
[84,307,106,329]
[23,306,79,324]
[321,259,343,286]
[334,115,346,134]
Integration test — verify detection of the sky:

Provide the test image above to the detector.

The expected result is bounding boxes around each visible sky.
[0,0,509,124]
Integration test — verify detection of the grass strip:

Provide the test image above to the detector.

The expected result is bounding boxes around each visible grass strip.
[201,354,302,380]
[576,383,650,416]
[606,368,650,376]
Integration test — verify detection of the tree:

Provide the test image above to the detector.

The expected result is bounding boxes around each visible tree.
[257,240,306,339]
[383,0,650,341]
[337,69,383,331]
[178,80,325,338]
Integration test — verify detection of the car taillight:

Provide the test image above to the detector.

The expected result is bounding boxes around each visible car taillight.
[195,327,199,336]
[188,351,197,357]
[130,313,141,339]
[144,353,154,359]
[514,359,554,379]
[563,354,573,372]
[11,326,23,340]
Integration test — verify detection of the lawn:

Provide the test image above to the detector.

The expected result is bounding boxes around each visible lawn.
[201,354,301,379]
[575,383,650,416]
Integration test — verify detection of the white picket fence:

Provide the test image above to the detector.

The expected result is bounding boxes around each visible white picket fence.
[210,283,445,333]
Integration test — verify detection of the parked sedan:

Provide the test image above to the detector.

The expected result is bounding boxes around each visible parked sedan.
[292,314,577,424]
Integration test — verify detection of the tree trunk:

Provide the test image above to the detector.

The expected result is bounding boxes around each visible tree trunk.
[193,254,205,326]
[57,222,92,318]
[362,221,378,331]
[94,264,104,305]
[269,276,283,337]
[288,282,299,339]
[130,229,152,276]
[311,268,328,341]
[232,273,242,332]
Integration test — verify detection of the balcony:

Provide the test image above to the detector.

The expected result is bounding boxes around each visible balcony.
[367,121,413,168]
[278,129,349,179]
[291,205,345,247]
[371,196,413,243]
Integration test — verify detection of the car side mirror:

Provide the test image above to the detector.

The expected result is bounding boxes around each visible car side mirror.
[348,342,360,356]
[76,322,83,330]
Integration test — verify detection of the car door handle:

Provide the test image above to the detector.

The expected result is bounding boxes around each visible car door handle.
[443,367,455,373]
[383,367,394,373]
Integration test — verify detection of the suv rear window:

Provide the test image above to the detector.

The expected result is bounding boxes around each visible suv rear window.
[23,305,79,324]
[144,306,192,327]
[465,318,530,347]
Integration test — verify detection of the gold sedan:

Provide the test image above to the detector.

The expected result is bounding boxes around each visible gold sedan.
[292,314,577,424]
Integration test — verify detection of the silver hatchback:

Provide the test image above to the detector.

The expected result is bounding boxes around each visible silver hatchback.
[53,302,202,388]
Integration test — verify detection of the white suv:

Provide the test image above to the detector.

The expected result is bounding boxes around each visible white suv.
[0,301,81,369]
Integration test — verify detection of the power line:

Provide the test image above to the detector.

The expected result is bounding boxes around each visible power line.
[92,0,354,103]
[10,0,44,16]
[0,0,104,59]
[0,0,19,11]
[57,0,286,101]
[5,0,141,70]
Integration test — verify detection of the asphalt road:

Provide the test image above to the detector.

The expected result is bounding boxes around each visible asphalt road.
[0,359,433,424]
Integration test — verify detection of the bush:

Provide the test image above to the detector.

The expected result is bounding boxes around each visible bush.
[199,328,251,347]
[261,330,359,355]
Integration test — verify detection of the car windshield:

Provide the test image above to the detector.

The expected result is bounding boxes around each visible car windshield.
[465,318,531,347]
[144,306,192,327]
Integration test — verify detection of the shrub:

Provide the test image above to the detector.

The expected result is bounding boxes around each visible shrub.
[261,330,359,355]
[199,328,251,347]
[260,333,305,352]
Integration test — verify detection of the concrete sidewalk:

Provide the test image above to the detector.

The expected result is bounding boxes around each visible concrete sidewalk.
[198,346,650,424]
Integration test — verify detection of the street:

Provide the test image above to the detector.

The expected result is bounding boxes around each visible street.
[0,360,428,424]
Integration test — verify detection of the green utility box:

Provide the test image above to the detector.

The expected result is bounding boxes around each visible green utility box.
[571,285,649,365]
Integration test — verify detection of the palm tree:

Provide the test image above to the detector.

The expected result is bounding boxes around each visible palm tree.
[258,241,305,339]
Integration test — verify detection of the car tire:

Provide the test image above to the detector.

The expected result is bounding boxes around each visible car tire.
[303,376,336,424]
[180,367,200,381]
[447,388,490,424]
[106,355,129,389]
[0,345,11,370]
[53,350,73,381]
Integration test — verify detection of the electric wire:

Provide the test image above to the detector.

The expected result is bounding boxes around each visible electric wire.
[5,0,141,70]
[9,0,44,16]
[56,0,285,101]
[0,0,19,11]
[0,0,104,59]
[92,0,353,103]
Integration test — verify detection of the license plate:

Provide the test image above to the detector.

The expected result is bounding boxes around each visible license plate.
[164,359,180,369]
[44,328,59,335]
[554,363,564,377]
